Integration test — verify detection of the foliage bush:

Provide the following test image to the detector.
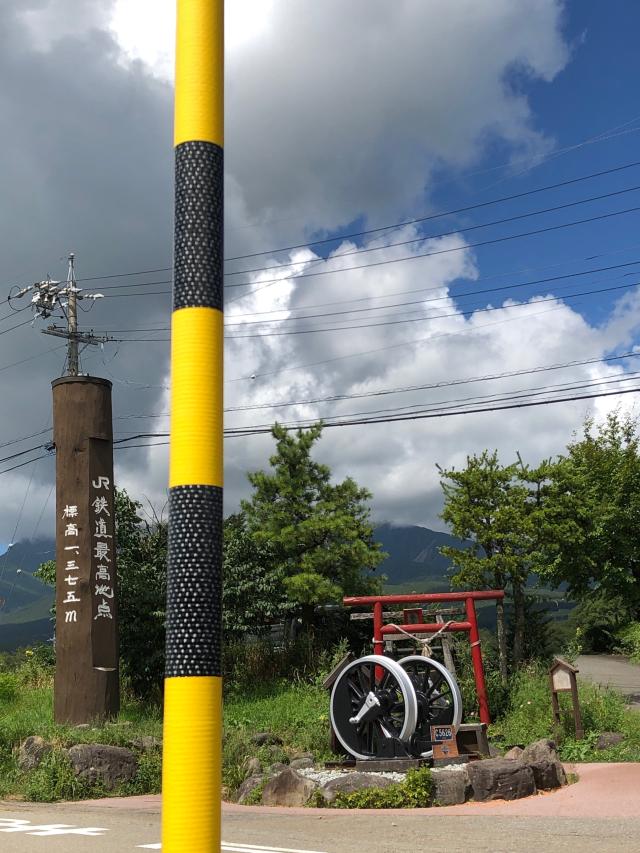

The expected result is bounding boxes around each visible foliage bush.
[321,768,433,809]
[568,594,633,654]
[616,622,640,662]
[490,662,627,751]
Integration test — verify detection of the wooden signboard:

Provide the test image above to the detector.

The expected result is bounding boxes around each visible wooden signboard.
[431,724,459,760]
[53,376,119,725]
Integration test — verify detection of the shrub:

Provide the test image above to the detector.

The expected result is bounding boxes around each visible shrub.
[23,751,98,802]
[490,661,627,748]
[327,768,433,809]
[0,673,19,704]
[616,622,640,663]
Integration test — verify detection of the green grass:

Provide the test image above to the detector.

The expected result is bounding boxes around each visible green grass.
[490,662,640,761]
[0,654,163,801]
[0,651,334,802]
[223,681,334,795]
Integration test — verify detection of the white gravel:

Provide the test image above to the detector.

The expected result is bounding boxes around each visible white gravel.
[298,767,407,786]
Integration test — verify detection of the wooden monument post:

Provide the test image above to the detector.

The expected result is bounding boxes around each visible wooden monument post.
[52,375,119,724]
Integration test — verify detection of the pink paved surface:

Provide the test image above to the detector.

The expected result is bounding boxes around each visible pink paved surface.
[78,762,640,819]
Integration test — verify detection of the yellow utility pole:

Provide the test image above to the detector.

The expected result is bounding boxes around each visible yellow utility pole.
[162,1,224,850]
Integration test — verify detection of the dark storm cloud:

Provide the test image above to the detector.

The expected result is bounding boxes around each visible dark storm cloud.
[0,1,174,540]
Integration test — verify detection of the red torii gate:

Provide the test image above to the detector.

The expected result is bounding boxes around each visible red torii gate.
[342,590,505,725]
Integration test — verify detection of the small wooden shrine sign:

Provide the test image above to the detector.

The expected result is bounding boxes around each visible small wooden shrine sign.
[549,657,584,740]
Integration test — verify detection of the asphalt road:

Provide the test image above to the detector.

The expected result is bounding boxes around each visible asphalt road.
[2,763,640,853]
[1,803,639,853]
[576,654,640,707]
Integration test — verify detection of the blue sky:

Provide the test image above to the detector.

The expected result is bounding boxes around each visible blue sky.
[3,1,640,538]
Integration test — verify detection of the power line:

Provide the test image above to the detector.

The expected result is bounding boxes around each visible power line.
[0,346,66,376]
[224,160,640,263]
[6,157,639,297]
[227,303,597,381]
[221,349,640,413]
[107,280,640,341]
[224,182,640,278]
[226,203,640,301]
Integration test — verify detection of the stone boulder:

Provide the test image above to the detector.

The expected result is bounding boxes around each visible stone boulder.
[261,768,317,806]
[18,736,52,771]
[244,757,262,779]
[67,744,138,790]
[266,762,289,776]
[504,746,524,760]
[251,732,283,746]
[431,766,471,806]
[467,758,536,802]
[129,736,162,753]
[236,774,264,804]
[319,772,396,805]
[290,757,314,770]
[596,732,625,750]
[522,739,558,764]
[528,760,566,791]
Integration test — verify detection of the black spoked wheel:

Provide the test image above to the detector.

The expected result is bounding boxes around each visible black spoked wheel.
[330,655,418,760]
[398,655,462,758]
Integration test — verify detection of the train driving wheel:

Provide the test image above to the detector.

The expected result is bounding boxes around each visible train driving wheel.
[398,655,462,758]
[330,655,418,760]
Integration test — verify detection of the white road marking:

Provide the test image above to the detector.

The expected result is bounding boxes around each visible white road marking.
[0,818,107,837]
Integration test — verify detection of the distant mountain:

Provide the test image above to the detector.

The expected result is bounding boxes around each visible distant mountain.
[0,538,55,650]
[374,523,470,588]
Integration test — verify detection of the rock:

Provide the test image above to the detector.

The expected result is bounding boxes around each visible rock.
[467,758,536,802]
[67,744,138,790]
[528,760,567,790]
[488,743,502,758]
[266,762,288,776]
[290,757,314,770]
[596,732,625,750]
[129,736,162,753]
[251,732,283,746]
[291,752,314,762]
[261,768,317,807]
[245,757,262,778]
[432,766,472,806]
[18,736,52,771]
[74,724,90,730]
[319,772,396,805]
[236,774,264,804]
[522,739,558,764]
[504,746,524,760]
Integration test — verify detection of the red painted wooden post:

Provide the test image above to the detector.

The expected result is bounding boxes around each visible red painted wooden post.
[373,600,384,683]
[466,596,490,725]
[373,601,384,656]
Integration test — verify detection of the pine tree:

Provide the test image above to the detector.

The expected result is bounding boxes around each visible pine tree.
[242,423,385,629]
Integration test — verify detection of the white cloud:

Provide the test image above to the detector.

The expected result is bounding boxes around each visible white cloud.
[8,0,640,543]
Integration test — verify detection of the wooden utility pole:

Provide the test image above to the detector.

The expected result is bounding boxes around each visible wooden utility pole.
[15,255,119,725]
[66,254,79,376]
[52,376,119,724]
[162,1,224,850]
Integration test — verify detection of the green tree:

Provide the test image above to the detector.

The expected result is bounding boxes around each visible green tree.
[539,413,640,612]
[438,450,530,681]
[242,423,385,628]
[222,512,289,639]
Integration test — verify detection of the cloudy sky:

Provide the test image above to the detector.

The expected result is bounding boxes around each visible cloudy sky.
[2,0,640,546]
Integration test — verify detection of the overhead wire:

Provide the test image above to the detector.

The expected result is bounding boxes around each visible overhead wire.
[104,279,640,341]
